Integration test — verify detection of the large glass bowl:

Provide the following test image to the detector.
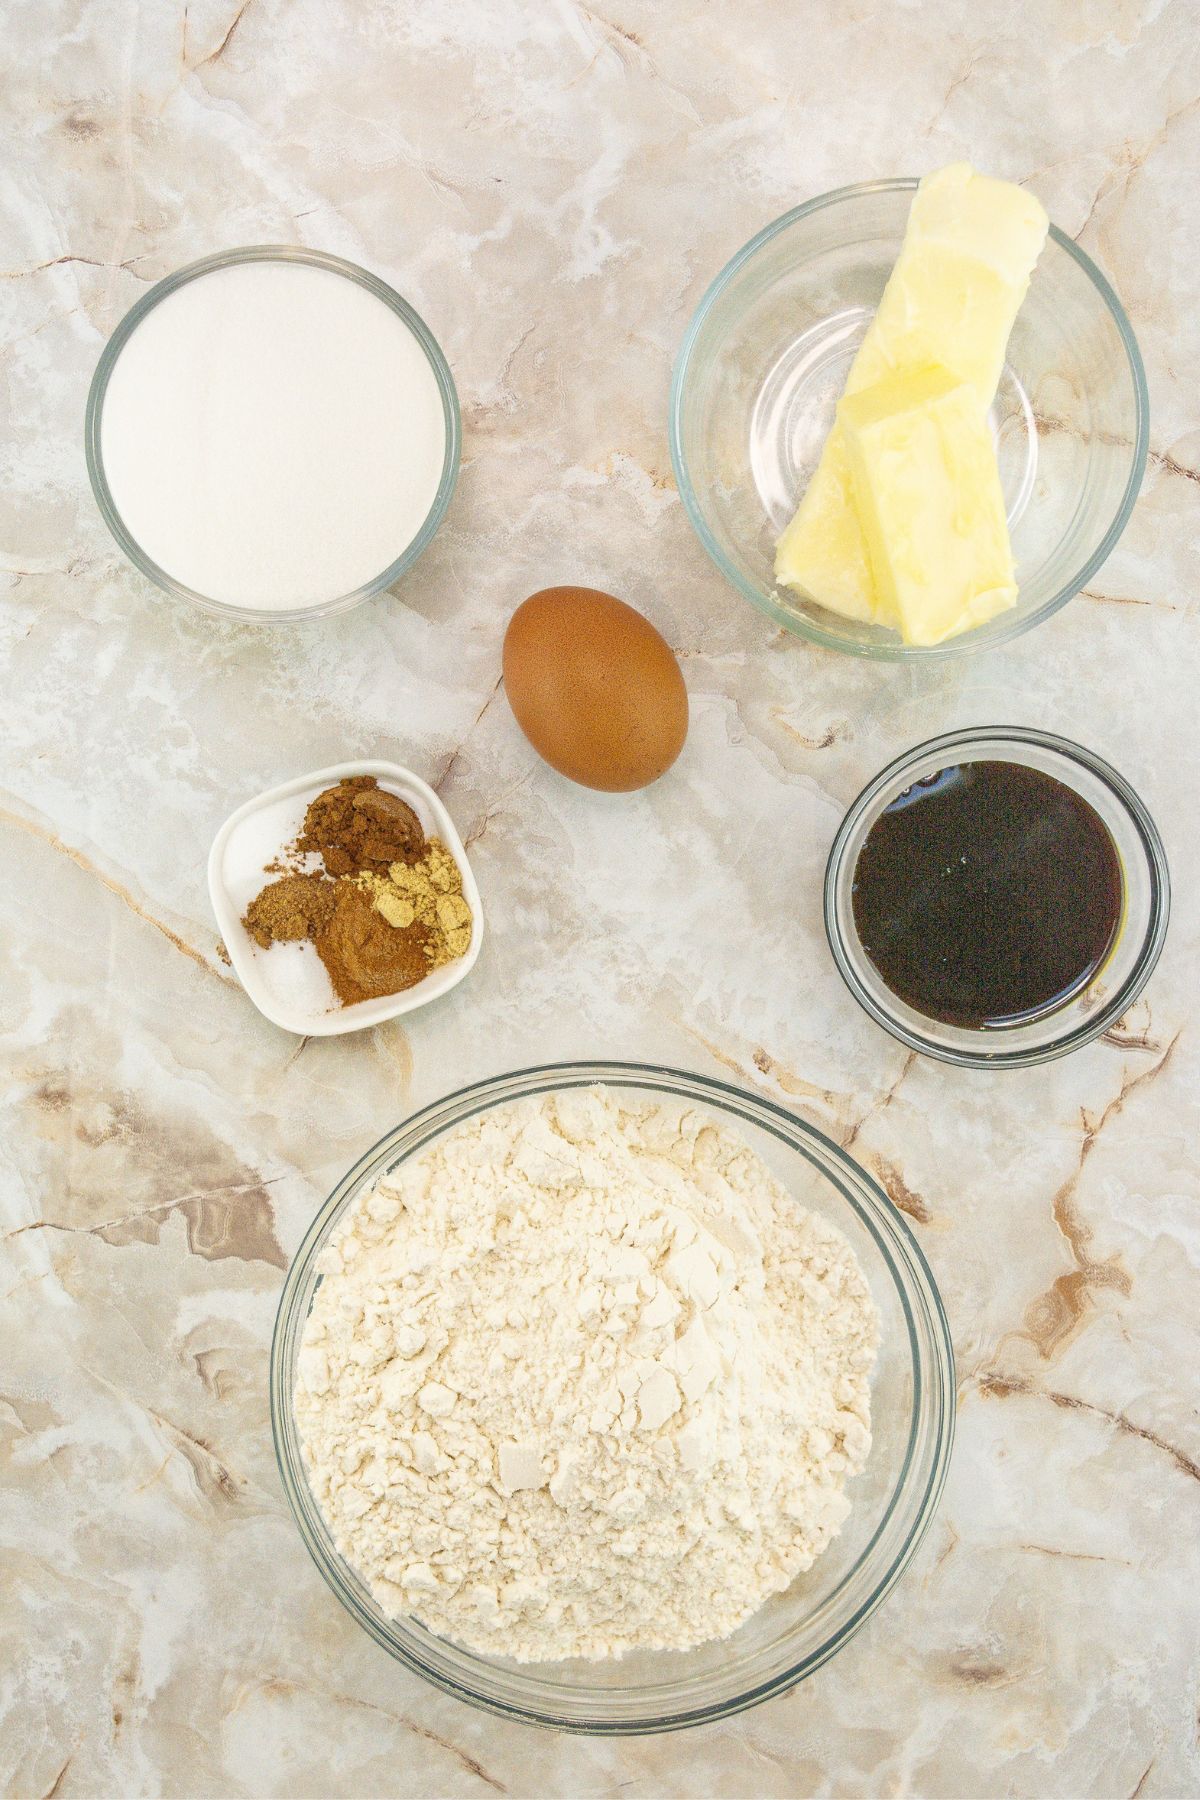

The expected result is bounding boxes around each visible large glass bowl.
[271,1062,955,1733]
[85,246,460,624]
[670,179,1148,660]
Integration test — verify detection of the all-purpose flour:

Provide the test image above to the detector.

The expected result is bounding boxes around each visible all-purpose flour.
[295,1088,879,1661]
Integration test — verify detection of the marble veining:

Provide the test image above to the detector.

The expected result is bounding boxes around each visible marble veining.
[2,1,1199,1795]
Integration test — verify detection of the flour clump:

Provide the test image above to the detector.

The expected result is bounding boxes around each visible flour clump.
[295,1088,879,1661]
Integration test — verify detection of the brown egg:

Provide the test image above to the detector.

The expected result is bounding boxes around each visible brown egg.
[503,587,688,792]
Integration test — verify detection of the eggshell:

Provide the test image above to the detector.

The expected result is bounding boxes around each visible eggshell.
[503,587,689,792]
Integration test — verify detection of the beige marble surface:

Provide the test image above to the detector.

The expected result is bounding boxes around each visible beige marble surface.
[3,2,1199,1795]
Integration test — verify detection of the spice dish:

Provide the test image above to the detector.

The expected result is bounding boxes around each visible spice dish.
[271,1063,955,1733]
[824,728,1169,1068]
[208,761,482,1036]
[670,178,1148,659]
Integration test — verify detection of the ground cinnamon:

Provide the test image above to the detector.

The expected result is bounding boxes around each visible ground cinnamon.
[314,882,432,1006]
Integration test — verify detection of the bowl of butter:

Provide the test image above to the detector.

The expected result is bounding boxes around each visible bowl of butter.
[669,167,1148,658]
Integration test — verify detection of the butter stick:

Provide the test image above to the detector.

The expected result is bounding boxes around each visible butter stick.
[775,163,1048,626]
[839,364,1016,647]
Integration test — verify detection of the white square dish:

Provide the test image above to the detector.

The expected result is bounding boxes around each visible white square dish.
[208,760,483,1036]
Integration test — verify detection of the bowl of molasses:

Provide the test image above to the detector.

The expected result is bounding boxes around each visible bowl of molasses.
[824,727,1169,1068]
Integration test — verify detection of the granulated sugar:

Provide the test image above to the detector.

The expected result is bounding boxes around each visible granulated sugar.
[100,258,446,611]
[295,1088,879,1662]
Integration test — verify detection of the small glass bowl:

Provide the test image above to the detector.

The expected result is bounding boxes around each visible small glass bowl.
[271,1062,955,1733]
[670,179,1148,660]
[85,246,460,624]
[825,729,1170,1068]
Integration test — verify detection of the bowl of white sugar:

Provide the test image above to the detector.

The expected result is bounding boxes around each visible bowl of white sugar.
[86,247,459,621]
[271,1063,955,1732]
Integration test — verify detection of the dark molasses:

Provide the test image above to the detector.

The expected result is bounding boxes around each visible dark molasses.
[851,760,1123,1030]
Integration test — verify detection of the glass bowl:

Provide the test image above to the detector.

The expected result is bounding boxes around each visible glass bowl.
[669,179,1148,659]
[825,728,1170,1067]
[85,246,460,624]
[271,1061,955,1733]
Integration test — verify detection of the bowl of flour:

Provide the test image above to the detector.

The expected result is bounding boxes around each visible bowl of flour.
[271,1063,954,1732]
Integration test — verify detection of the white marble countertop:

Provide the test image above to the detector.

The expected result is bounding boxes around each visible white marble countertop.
[3,3,1199,1795]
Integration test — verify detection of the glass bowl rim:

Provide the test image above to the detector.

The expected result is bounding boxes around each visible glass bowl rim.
[824,726,1171,1068]
[270,1058,956,1733]
[84,244,461,625]
[668,176,1150,661]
